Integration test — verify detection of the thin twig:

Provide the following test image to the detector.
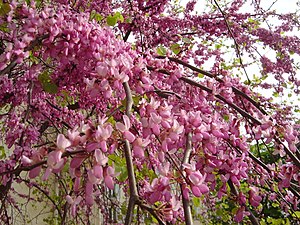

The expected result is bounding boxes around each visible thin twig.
[21,178,63,219]
[228,180,259,225]
[213,0,251,84]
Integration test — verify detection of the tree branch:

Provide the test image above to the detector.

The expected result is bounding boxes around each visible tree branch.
[228,180,259,225]
[180,133,193,225]
[213,0,251,84]
[160,56,268,116]
[122,82,138,225]
[0,34,49,77]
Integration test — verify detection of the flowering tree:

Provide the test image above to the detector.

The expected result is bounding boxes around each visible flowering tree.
[0,0,300,224]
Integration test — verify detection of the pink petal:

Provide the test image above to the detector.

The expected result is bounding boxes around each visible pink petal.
[116,122,126,132]
[100,141,108,152]
[93,165,103,179]
[122,115,131,130]
[74,196,82,205]
[152,124,160,135]
[198,184,209,194]
[29,166,41,179]
[94,149,108,165]
[42,167,52,181]
[189,173,200,185]
[85,195,94,206]
[108,143,117,154]
[88,170,98,184]
[104,175,114,189]
[70,157,85,168]
[124,131,136,143]
[133,145,144,159]
[191,186,202,197]
[169,132,179,141]
[74,177,80,192]
[212,130,224,138]
[21,156,32,164]
[107,166,115,176]
[86,142,100,152]
[53,159,65,170]
[57,134,71,150]
[66,195,73,204]
[234,207,244,222]
[149,191,161,204]
[85,182,93,195]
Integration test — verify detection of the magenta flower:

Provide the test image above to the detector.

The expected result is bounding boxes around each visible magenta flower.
[57,134,71,151]
[132,137,150,159]
[66,195,82,217]
[116,115,136,143]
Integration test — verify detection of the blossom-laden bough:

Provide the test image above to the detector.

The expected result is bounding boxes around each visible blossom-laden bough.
[0,0,299,224]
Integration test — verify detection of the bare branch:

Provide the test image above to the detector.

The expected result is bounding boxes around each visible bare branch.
[213,0,251,84]
[21,178,63,219]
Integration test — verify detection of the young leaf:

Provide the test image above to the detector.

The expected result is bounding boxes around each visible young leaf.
[157,45,167,56]
[107,15,117,26]
[170,43,181,55]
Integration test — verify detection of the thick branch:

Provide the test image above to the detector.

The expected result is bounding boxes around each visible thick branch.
[180,133,193,225]
[122,82,138,225]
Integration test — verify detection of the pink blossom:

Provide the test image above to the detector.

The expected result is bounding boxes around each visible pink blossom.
[116,115,135,142]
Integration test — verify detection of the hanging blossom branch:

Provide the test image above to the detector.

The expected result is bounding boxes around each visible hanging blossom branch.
[0,150,85,176]
[147,64,300,168]
[157,56,268,116]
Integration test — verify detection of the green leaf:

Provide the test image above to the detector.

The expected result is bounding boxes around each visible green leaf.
[223,114,230,121]
[43,82,58,94]
[106,12,124,26]
[0,1,10,17]
[0,146,6,159]
[182,37,191,43]
[109,155,128,182]
[170,43,181,55]
[38,71,58,94]
[272,92,279,97]
[90,10,102,22]
[157,45,167,56]
[107,15,117,26]
[132,95,141,106]
[114,12,124,23]
[192,197,201,207]
[0,22,9,32]
[215,44,222,49]
[198,73,204,78]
